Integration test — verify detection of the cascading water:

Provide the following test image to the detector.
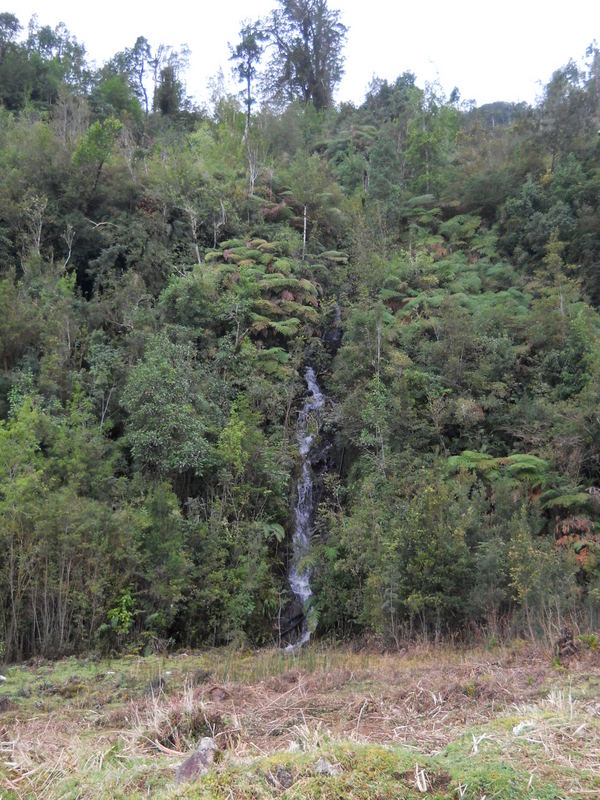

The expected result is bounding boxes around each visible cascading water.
[286,366,325,648]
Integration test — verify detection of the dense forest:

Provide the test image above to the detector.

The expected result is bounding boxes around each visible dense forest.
[1,2,600,663]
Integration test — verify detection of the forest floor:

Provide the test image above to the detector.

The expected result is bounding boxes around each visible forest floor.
[1,640,599,799]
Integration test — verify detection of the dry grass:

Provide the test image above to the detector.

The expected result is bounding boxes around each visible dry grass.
[1,641,599,798]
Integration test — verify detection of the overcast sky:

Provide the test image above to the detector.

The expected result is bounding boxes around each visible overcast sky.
[7,0,599,107]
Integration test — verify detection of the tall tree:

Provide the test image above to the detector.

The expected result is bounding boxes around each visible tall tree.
[150,43,190,114]
[108,36,152,114]
[230,21,267,131]
[0,12,21,63]
[153,64,182,115]
[264,0,347,110]
[540,61,586,171]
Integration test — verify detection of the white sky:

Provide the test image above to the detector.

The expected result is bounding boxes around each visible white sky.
[6,0,600,107]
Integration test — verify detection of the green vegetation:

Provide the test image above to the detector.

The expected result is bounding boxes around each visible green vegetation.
[1,3,600,666]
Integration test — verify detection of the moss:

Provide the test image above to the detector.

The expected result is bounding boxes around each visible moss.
[179,744,427,799]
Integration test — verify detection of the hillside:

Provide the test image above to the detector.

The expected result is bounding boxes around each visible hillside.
[1,5,600,664]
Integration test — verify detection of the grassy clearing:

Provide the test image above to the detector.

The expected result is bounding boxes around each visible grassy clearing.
[1,641,599,798]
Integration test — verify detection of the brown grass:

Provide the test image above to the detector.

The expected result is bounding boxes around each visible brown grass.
[1,641,600,798]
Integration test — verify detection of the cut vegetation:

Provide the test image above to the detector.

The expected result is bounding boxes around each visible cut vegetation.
[2,643,599,798]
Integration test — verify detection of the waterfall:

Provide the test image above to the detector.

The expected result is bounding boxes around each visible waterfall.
[286,366,325,648]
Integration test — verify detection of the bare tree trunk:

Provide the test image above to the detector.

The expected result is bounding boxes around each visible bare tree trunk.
[246,74,252,135]
[247,141,259,194]
[213,200,227,248]
[63,224,75,268]
[302,205,307,260]
[185,205,202,264]
[22,194,48,262]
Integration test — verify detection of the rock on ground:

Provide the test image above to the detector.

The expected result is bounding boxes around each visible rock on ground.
[315,757,341,776]
[175,737,218,784]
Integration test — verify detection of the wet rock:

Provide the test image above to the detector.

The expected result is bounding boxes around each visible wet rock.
[279,594,305,644]
[315,757,341,776]
[175,737,218,784]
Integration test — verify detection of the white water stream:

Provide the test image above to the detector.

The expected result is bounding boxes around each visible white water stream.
[287,366,324,648]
